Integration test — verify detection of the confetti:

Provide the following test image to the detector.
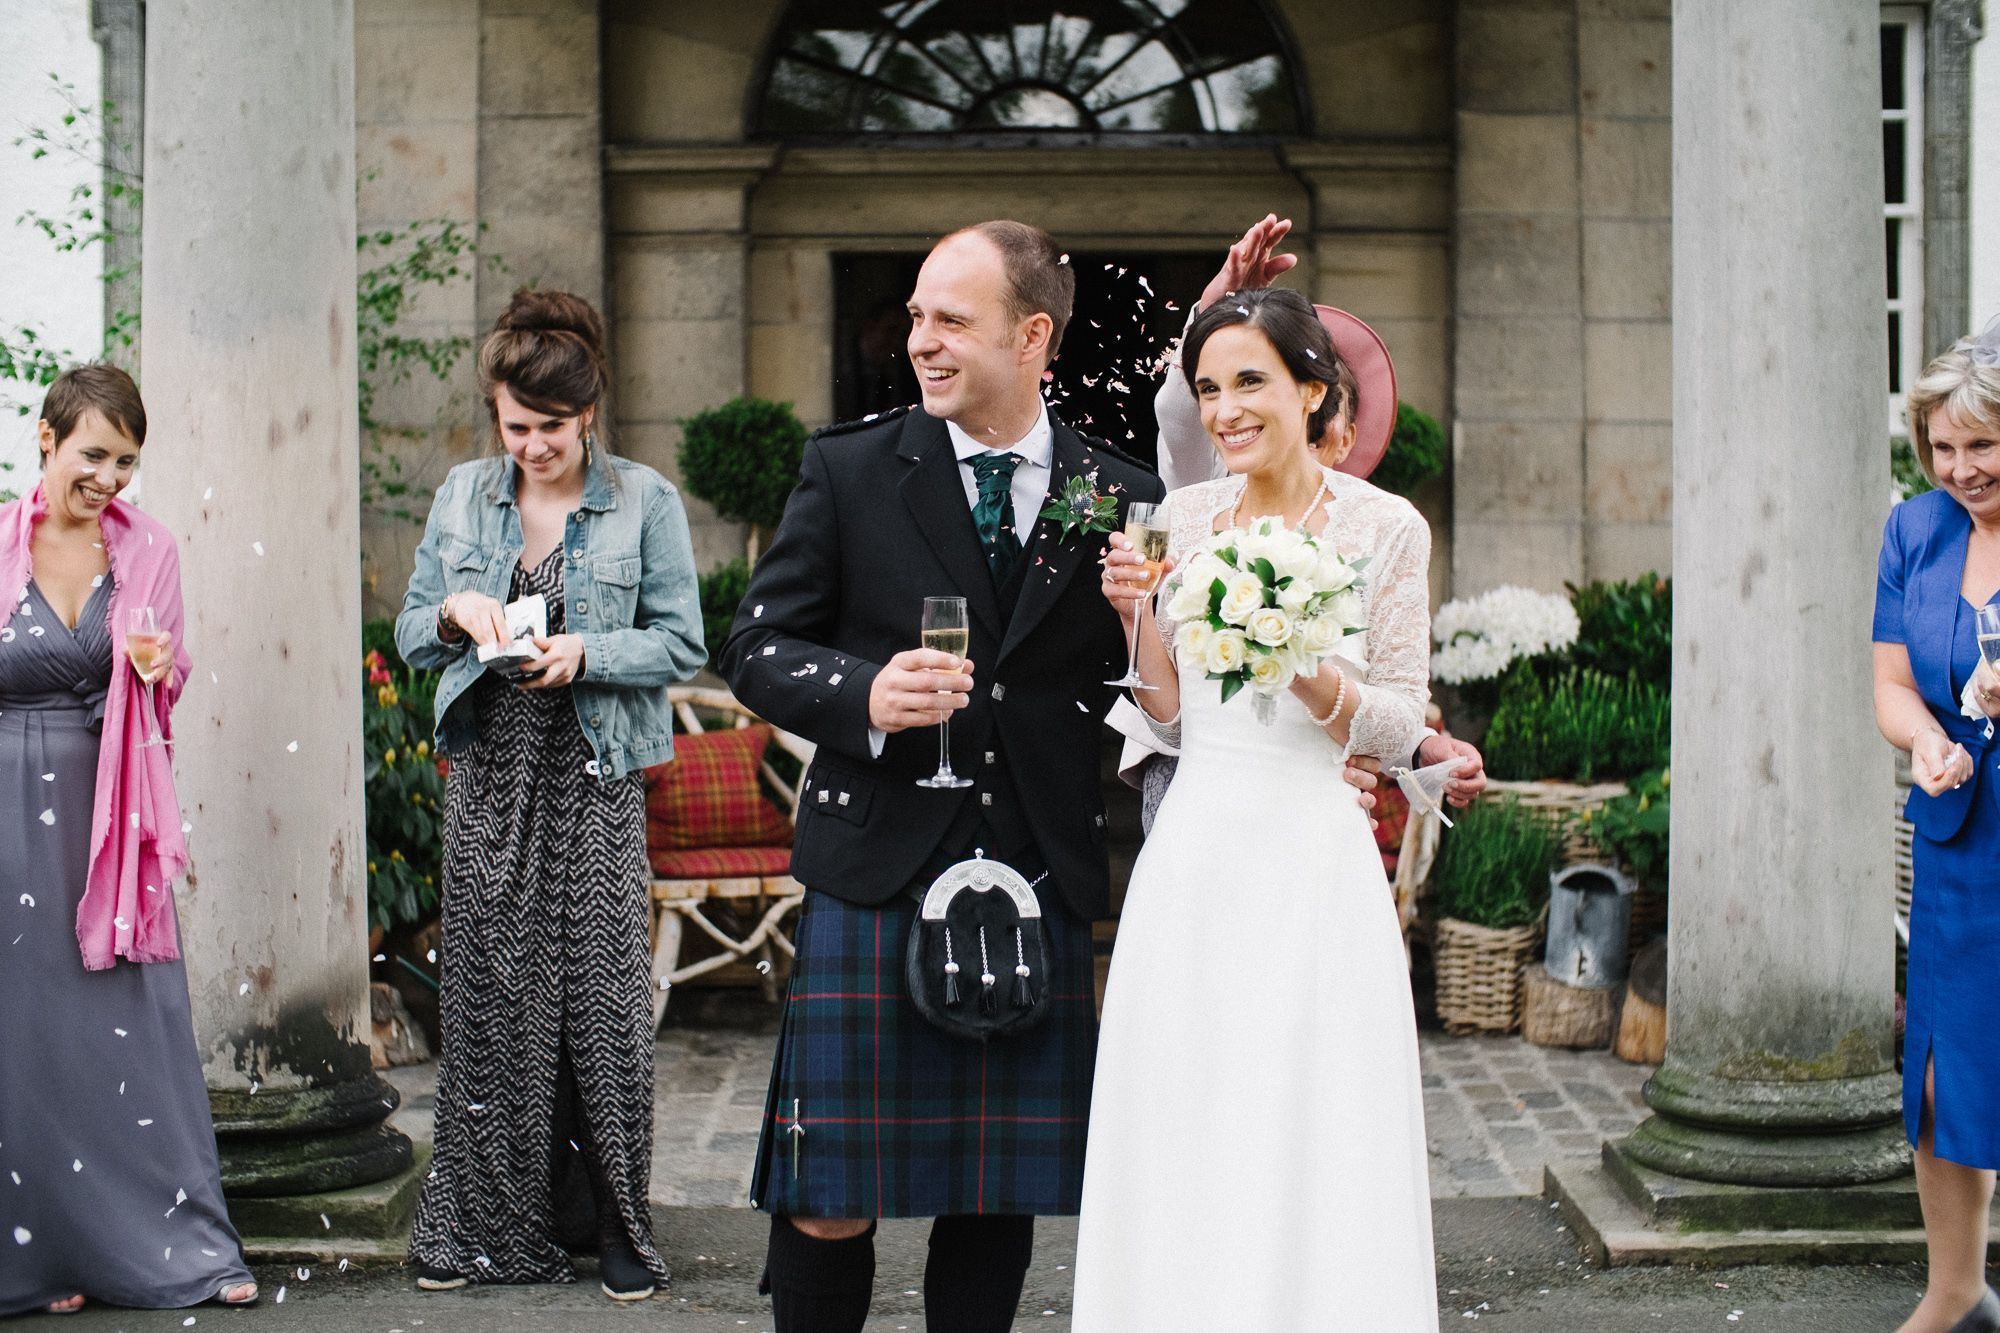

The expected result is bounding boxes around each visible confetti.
[12,1226,29,1244]
[114,1028,128,1037]
[321,1213,331,1229]
[37,808,53,826]
[275,1287,285,1303]
[203,487,214,500]
[17,894,32,908]
[252,541,265,556]
[71,1159,81,1172]
[757,960,772,975]
[138,1118,153,1126]
[239,982,251,995]
[286,740,298,752]
[40,773,52,782]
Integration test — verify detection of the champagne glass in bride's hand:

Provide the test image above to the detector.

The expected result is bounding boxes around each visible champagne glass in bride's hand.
[916,596,974,789]
[1105,503,1168,690]
[125,606,172,748]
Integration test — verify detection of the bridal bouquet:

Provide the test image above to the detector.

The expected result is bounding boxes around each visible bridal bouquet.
[1162,516,1369,720]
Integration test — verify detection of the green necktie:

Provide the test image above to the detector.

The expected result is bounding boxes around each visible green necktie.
[970,451,1023,585]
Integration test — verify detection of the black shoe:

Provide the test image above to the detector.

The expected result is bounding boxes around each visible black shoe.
[414,1263,469,1292]
[1948,1288,2000,1333]
[598,1238,657,1302]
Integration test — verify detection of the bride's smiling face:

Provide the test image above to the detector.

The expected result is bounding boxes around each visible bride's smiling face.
[1192,324,1326,479]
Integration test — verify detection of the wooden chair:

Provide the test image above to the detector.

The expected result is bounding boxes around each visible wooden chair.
[647,687,814,1028]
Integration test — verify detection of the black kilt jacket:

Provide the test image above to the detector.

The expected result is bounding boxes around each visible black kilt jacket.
[720,404,1163,922]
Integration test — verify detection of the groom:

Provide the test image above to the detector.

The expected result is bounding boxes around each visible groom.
[721,220,1163,1333]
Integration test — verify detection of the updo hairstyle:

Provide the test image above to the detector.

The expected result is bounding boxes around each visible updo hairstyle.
[1181,287,1350,444]
[478,287,610,429]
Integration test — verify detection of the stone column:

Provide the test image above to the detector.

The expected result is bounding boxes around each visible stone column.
[140,1,410,1203]
[1618,0,1902,1187]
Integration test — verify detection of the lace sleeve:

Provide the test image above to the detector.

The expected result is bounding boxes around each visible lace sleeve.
[1138,481,1232,751]
[1344,508,1432,763]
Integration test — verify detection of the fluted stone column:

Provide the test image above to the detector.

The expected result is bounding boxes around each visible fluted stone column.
[140,0,409,1200]
[1617,0,1903,1188]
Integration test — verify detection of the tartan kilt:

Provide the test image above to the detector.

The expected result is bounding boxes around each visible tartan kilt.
[750,883,1097,1218]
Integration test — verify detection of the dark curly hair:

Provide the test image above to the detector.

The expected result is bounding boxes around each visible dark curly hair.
[1182,288,1348,443]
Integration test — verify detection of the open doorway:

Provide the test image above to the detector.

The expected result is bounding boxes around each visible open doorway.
[833,250,1218,468]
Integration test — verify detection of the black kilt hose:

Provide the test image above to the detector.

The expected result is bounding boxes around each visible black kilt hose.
[750,882,1096,1219]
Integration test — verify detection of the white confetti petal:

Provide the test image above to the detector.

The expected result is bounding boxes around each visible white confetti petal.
[203,487,213,500]
[71,1159,81,1172]
[114,1028,127,1037]
[176,1188,187,1205]
[286,741,298,752]
[274,1287,285,1303]
[251,541,265,557]
[38,810,53,826]
[17,895,33,908]
[138,1118,153,1126]
[40,773,52,782]
[239,982,250,995]
[11,1226,29,1244]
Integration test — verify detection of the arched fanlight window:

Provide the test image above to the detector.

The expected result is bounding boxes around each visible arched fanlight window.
[759,0,1304,135]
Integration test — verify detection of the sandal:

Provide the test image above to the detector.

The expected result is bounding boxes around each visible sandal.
[45,1295,85,1315]
[415,1263,470,1292]
[216,1281,260,1306]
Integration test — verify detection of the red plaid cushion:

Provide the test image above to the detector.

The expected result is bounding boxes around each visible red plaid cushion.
[644,725,794,852]
[650,844,794,881]
[1374,785,1410,877]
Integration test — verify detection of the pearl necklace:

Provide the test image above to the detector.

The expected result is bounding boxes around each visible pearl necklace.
[1230,473,1329,533]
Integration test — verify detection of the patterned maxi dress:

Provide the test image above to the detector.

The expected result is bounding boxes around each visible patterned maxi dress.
[0,577,253,1315]
[408,548,665,1285]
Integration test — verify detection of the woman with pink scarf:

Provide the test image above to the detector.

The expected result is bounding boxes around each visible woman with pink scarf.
[0,365,256,1316]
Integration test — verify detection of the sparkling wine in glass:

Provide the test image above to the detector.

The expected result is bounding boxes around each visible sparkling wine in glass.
[916,596,974,789]
[125,606,171,748]
[1978,604,2000,670]
[1106,502,1168,690]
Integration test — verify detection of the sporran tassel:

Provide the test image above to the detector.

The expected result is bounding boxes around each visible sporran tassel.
[1012,925,1034,1009]
[942,928,962,1007]
[978,926,998,1015]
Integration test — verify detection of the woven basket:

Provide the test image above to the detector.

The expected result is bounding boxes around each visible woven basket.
[1433,916,1544,1035]
[1627,886,1667,952]
[1485,778,1630,865]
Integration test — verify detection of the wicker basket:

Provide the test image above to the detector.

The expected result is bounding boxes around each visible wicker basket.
[1433,916,1544,1036]
[1485,778,1629,865]
[1627,885,1667,952]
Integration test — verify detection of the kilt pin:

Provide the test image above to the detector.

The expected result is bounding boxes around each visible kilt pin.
[721,404,1163,1220]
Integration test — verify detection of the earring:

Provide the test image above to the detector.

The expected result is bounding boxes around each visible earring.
[583,429,595,467]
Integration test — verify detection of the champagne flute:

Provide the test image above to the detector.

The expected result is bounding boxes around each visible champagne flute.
[916,596,974,789]
[1978,604,2000,669]
[125,606,171,749]
[1105,502,1168,691]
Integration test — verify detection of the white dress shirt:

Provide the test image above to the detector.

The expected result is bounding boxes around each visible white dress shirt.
[945,404,1055,543]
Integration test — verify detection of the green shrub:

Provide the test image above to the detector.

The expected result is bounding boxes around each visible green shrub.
[1484,665,1669,783]
[1583,767,1670,894]
[698,557,752,670]
[1892,435,1933,501]
[1432,797,1558,929]
[1370,401,1446,498]
[678,397,808,530]
[363,644,445,931]
[1565,573,1672,688]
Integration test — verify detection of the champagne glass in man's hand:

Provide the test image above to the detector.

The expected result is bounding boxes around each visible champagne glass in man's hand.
[125,606,172,749]
[916,596,975,789]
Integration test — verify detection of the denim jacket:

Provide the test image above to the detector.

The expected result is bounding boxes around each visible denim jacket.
[394,454,706,782]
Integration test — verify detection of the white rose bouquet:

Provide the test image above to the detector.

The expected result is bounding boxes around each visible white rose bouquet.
[1164,516,1369,722]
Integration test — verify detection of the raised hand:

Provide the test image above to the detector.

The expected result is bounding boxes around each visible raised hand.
[1197,214,1301,311]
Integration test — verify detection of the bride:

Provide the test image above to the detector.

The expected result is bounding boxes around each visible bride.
[1072,286,1439,1330]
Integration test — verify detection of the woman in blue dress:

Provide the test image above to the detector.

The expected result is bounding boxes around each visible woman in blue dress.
[1873,320,2000,1333]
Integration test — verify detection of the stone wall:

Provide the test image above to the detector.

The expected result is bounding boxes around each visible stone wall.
[1451,0,1672,596]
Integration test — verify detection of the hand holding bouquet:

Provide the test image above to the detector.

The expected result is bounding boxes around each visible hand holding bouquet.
[1163,516,1369,719]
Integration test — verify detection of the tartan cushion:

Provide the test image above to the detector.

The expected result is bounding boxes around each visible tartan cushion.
[644,725,794,852]
[650,844,793,881]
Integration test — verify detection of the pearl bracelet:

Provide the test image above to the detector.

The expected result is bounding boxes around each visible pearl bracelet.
[1307,666,1349,728]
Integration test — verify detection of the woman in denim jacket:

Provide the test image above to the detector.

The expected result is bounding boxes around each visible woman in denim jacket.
[395,289,704,1302]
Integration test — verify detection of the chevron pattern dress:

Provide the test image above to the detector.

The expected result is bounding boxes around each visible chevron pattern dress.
[408,548,665,1286]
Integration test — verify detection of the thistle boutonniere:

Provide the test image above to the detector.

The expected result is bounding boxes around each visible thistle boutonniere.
[1039,473,1117,544]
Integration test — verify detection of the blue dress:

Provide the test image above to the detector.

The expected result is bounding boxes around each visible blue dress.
[1875,489,2000,1169]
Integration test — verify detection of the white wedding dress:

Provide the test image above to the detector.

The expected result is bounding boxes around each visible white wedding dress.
[1072,470,1440,1332]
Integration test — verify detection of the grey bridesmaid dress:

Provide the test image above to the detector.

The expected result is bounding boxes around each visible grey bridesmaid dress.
[0,577,253,1314]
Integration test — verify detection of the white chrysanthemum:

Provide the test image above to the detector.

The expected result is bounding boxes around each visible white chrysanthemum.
[1429,585,1579,684]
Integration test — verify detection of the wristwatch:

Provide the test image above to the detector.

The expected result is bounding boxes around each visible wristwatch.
[436,595,464,642]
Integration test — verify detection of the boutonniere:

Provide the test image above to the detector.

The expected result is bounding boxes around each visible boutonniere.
[1039,473,1117,544]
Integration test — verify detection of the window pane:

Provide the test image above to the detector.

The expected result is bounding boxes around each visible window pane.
[1883,122,1907,206]
[759,0,1300,134]
[1889,311,1903,393]
[1880,24,1905,111]
[1886,218,1900,299]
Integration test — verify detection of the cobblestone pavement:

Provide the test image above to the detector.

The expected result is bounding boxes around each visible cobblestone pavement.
[383,993,1655,1205]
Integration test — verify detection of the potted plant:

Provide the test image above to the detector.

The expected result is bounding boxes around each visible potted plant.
[677,396,808,565]
[1429,797,1559,1035]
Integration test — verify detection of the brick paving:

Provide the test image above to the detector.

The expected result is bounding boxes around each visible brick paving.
[382,992,1655,1206]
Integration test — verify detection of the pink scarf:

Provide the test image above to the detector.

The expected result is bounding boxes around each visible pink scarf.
[1,483,193,969]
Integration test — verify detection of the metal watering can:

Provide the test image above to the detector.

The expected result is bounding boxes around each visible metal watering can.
[1544,863,1636,989]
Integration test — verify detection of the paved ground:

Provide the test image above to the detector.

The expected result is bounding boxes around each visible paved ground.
[36,1198,1964,1330]
[383,991,1654,1208]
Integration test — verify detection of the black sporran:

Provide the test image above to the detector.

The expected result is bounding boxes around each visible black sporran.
[904,857,1053,1042]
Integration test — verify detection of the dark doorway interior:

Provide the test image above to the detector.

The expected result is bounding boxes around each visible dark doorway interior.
[833,250,1218,469]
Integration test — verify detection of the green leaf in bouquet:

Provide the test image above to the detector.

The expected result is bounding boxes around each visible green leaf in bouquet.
[1207,577,1226,614]
[1252,557,1276,585]
[1219,674,1246,705]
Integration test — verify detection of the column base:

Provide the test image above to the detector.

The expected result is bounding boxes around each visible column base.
[229,1143,431,1264]
[1545,1141,1995,1268]
[214,1070,414,1196]
[1620,1112,1912,1187]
